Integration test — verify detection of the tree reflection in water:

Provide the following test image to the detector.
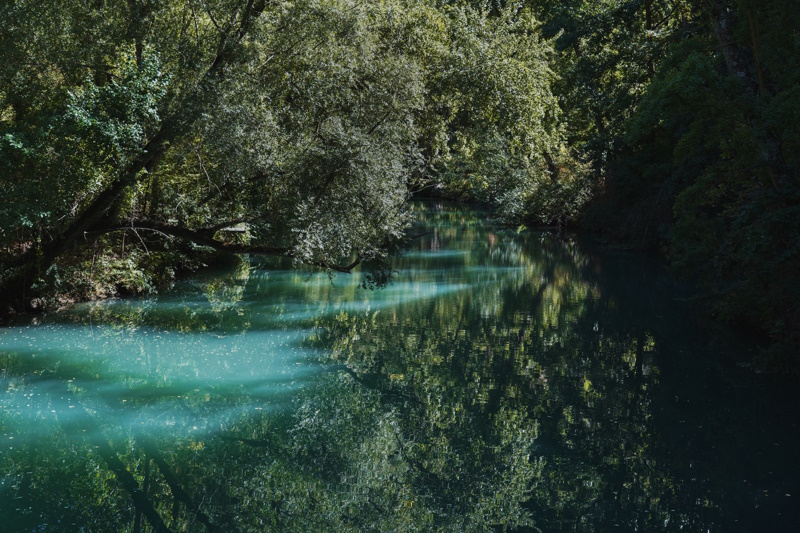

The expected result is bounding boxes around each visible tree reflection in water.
[2,202,798,532]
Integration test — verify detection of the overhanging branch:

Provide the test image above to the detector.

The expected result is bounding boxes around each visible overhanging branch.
[93,220,363,273]
[98,220,287,255]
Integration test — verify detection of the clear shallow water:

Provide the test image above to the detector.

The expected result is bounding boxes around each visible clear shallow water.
[1,202,799,532]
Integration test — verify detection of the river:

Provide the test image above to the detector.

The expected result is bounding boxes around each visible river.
[1,202,798,531]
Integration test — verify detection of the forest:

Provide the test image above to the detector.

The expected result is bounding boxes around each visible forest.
[1,0,798,368]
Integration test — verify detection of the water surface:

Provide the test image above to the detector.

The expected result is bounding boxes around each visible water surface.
[2,202,799,531]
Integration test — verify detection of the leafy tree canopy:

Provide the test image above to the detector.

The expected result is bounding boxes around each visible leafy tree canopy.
[0,0,569,303]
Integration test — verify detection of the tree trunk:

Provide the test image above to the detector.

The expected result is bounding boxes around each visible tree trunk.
[746,7,766,94]
[706,1,756,92]
[705,1,789,189]
[0,0,271,306]
[543,151,559,182]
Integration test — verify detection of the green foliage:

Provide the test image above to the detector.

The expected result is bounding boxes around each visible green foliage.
[65,53,170,165]
[2,0,798,363]
[1,0,580,301]
[495,154,593,226]
[528,0,800,362]
[418,3,590,224]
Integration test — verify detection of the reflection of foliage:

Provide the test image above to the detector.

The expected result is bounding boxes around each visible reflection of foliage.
[0,370,539,532]
[202,256,251,314]
[2,202,772,532]
[316,205,720,530]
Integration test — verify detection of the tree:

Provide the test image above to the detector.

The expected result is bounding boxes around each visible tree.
[609,0,800,363]
[524,0,800,363]
[0,0,568,308]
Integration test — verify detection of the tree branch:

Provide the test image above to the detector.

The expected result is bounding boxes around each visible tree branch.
[94,220,364,273]
[98,220,287,255]
[140,438,221,532]
[315,255,361,273]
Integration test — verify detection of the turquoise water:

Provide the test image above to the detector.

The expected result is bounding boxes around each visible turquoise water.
[1,202,798,531]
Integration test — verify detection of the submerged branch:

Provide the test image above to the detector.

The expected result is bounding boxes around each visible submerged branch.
[141,438,221,532]
[88,434,173,533]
